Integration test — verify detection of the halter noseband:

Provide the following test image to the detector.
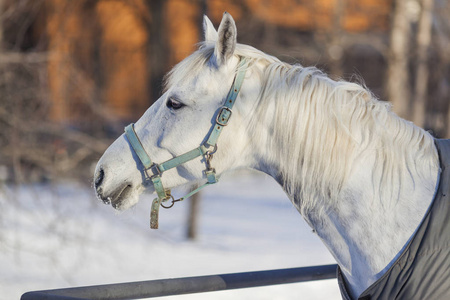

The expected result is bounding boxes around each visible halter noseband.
[124,58,248,229]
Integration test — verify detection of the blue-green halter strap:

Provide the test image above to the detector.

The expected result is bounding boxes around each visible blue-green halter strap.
[124,58,248,229]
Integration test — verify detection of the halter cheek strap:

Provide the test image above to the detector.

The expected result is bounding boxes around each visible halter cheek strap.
[124,58,248,229]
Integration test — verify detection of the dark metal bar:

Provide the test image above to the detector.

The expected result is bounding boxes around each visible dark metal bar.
[21,264,338,300]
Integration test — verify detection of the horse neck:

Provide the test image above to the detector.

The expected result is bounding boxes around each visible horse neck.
[248,62,440,298]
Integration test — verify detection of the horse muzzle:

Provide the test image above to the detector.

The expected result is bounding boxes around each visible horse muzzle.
[94,166,136,210]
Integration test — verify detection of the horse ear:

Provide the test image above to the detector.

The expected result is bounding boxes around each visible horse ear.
[203,15,218,43]
[214,12,237,66]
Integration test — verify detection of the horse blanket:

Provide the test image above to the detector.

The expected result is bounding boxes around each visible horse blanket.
[337,139,450,300]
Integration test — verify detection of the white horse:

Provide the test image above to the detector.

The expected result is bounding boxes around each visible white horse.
[95,13,448,299]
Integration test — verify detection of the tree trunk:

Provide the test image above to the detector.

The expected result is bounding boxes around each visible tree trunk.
[0,0,3,51]
[187,190,200,240]
[447,99,450,138]
[387,0,412,119]
[143,0,168,105]
[186,0,207,240]
[328,0,345,78]
[412,0,434,128]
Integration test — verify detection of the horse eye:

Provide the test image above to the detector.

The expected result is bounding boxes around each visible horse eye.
[166,98,185,110]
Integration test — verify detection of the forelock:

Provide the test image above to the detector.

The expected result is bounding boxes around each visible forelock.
[164,44,215,92]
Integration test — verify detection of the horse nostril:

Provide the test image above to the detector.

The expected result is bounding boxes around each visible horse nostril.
[95,168,105,189]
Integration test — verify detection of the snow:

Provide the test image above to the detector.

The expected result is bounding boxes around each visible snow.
[1,171,340,299]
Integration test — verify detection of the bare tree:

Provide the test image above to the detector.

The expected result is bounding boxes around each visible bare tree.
[186,0,207,240]
[448,100,450,138]
[328,0,346,78]
[0,0,3,51]
[431,0,450,138]
[387,0,413,119]
[187,190,200,240]
[0,0,113,183]
[412,0,435,128]
[142,0,169,104]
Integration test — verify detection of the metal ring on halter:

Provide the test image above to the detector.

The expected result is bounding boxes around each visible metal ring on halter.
[160,194,176,209]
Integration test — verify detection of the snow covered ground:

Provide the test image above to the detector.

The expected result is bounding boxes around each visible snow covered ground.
[1,171,340,299]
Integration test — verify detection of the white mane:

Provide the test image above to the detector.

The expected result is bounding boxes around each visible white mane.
[247,51,438,216]
[165,43,439,216]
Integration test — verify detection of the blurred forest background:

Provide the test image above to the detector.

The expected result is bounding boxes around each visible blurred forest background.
[2,2,448,297]
[0,0,449,185]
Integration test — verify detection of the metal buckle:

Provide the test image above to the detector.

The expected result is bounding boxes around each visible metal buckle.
[146,163,162,179]
[216,106,232,126]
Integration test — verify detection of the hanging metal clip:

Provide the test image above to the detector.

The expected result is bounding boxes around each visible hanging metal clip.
[204,145,218,184]
[205,145,218,171]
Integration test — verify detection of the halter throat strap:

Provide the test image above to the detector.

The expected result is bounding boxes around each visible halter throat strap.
[124,57,248,229]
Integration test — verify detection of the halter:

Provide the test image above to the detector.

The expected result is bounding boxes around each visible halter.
[125,58,248,229]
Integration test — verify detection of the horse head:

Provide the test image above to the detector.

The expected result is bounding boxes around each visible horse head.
[94,13,260,211]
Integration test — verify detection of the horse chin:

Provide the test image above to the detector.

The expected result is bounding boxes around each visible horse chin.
[98,184,141,211]
[112,198,135,211]
[110,186,134,210]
